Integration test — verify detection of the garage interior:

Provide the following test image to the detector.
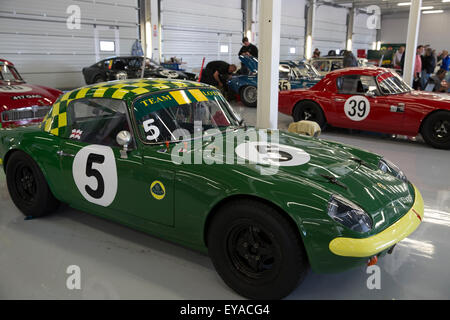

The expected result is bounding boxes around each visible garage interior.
[0,0,449,299]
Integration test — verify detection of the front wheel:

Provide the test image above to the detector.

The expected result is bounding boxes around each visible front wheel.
[421,111,450,149]
[240,86,258,107]
[207,199,309,299]
[6,151,60,217]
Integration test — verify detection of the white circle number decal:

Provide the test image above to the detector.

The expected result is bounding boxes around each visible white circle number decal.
[235,142,311,167]
[0,85,33,93]
[344,96,371,121]
[73,145,118,207]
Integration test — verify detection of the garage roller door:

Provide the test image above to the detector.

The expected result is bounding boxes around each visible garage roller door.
[352,12,376,53]
[160,0,243,72]
[0,0,139,89]
[312,5,347,55]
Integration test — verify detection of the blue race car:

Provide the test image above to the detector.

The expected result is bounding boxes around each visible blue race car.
[228,56,322,107]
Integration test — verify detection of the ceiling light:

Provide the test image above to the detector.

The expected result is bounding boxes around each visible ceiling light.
[422,9,444,14]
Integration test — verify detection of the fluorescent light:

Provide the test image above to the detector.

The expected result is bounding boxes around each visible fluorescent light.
[305,35,312,60]
[420,6,434,10]
[397,2,438,9]
[397,2,411,6]
[422,9,444,14]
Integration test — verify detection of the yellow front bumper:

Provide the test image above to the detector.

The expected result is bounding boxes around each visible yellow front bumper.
[329,185,424,258]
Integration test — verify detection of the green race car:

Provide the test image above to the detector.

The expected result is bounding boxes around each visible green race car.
[0,79,424,299]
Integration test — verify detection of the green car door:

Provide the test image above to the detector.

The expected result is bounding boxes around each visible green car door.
[55,97,175,226]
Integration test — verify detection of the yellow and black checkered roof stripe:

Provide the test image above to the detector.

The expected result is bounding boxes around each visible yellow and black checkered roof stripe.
[42,79,211,136]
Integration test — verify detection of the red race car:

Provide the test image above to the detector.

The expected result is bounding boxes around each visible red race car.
[0,59,62,128]
[279,67,450,149]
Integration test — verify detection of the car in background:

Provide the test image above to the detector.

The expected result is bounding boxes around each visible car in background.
[82,56,197,85]
[0,58,62,128]
[0,78,424,299]
[228,56,321,107]
[279,67,450,149]
[312,56,368,76]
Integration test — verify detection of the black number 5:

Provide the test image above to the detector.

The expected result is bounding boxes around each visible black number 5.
[85,153,105,199]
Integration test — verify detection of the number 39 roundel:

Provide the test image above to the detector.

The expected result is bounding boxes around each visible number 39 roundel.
[73,145,118,207]
[344,96,371,122]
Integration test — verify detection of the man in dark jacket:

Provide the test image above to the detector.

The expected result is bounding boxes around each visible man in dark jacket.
[238,37,258,75]
[200,61,237,90]
[421,48,436,89]
[343,50,358,68]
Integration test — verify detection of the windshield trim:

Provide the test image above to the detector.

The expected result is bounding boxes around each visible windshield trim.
[130,87,243,146]
[376,72,412,95]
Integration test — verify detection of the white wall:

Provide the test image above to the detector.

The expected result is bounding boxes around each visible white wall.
[0,0,139,89]
[381,11,450,52]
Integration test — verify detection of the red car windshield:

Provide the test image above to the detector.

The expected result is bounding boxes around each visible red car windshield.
[377,72,411,95]
[0,63,24,82]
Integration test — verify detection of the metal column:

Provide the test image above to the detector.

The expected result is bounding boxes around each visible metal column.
[403,0,422,86]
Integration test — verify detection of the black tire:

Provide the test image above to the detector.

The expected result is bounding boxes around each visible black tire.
[240,86,257,107]
[421,111,450,149]
[292,101,326,129]
[207,199,309,299]
[6,151,59,217]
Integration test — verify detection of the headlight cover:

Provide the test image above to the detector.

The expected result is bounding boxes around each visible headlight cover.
[328,195,373,233]
[378,158,408,182]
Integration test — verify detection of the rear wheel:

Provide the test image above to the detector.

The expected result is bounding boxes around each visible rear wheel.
[240,86,258,107]
[6,151,59,217]
[207,199,309,299]
[292,101,326,129]
[421,111,450,149]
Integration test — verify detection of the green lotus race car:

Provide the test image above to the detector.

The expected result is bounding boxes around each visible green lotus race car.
[0,79,424,299]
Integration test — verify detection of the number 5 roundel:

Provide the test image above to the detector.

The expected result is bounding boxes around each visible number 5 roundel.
[72,145,118,207]
[344,96,371,122]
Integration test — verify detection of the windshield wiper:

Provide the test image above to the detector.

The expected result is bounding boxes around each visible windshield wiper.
[349,157,370,168]
[320,174,348,190]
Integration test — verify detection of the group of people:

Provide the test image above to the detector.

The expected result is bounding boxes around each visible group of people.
[393,45,449,92]
[200,37,258,93]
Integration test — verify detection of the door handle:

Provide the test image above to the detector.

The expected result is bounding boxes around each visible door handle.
[334,98,346,102]
[57,150,75,158]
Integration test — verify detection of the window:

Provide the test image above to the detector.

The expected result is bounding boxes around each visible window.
[64,98,132,147]
[100,40,115,52]
[337,75,379,95]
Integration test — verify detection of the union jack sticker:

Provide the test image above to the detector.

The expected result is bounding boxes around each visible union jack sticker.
[70,129,83,140]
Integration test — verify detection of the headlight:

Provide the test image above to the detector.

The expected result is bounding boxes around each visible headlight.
[328,195,373,233]
[378,158,407,182]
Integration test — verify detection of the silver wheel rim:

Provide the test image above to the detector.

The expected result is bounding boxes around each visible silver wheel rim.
[243,86,257,104]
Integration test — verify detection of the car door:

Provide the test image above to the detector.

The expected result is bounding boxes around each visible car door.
[332,74,403,132]
[56,97,175,226]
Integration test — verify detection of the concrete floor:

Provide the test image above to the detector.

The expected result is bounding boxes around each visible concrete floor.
[0,102,449,299]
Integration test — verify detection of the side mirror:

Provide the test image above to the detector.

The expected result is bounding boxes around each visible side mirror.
[116,130,132,159]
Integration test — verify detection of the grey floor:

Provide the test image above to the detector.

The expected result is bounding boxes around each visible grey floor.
[0,102,449,299]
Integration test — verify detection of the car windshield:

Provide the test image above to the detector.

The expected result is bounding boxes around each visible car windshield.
[133,88,241,143]
[295,63,321,78]
[377,72,412,94]
[0,63,23,82]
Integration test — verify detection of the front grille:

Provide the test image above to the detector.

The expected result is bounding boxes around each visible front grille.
[1,106,51,122]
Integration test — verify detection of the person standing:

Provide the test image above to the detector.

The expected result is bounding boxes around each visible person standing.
[425,69,449,92]
[412,45,424,90]
[343,50,358,68]
[421,48,436,89]
[440,50,450,72]
[393,46,405,68]
[238,37,258,75]
[313,48,321,58]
